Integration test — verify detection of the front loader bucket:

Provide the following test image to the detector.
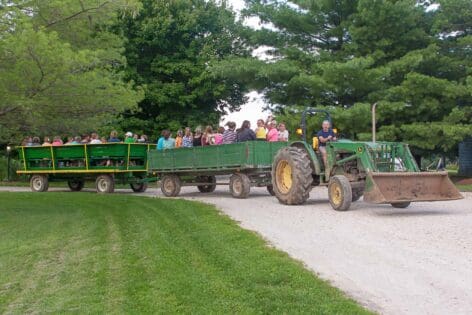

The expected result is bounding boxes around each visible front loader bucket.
[363,171,463,204]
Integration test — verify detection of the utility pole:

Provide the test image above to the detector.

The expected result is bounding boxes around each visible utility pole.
[6,145,11,181]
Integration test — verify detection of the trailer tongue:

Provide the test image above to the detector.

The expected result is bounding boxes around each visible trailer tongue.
[363,171,463,204]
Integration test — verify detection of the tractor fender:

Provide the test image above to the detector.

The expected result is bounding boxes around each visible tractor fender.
[288,141,321,175]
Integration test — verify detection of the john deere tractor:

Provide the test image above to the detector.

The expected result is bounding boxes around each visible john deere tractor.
[271,108,462,211]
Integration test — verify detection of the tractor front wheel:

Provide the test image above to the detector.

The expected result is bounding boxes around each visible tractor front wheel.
[161,175,181,197]
[328,175,352,211]
[271,147,313,205]
[229,173,251,199]
[197,176,216,193]
[30,175,49,192]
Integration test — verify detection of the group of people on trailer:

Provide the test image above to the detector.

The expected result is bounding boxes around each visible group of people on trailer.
[21,131,149,147]
[19,116,337,165]
[156,116,290,150]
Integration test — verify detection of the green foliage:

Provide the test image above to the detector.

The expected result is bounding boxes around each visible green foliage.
[0,155,20,181]
[0,0,143,143]
[0,192,370,314]
[241,0,472,154]
[116,0,251,139]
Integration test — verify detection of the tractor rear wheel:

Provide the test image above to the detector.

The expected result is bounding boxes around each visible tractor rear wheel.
[161,175,181,197]
[229,173,251,199]
[328,175,352,211]
[391,202,411,208]
[197,176,216,193]
[30,175,49,192]
[271,147,313,205]
[95,175,114,193]
[68,179,84,192]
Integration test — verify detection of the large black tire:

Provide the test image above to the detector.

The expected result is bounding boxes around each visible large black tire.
[161,175,181,197]
[271,147,313,205]
[229,173,251,199]
[352,188,364,202]
[328,175,352,211]
[95,175,114,193]
[30,175,49,192]
[266,184,275,196]
[391,202,411,208]
[68,179,84,192]
[130,182,148,193]
[196,176,216,193]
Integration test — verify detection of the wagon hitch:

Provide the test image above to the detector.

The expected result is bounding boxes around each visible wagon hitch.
[363,171,463,204]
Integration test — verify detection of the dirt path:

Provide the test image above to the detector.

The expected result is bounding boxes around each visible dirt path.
[2,186,471,314]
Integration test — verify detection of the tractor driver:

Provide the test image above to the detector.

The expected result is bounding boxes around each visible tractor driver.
[317,120,337,167]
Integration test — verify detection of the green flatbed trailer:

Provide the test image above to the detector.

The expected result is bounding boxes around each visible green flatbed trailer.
[147,141,289,198]
[17,143,156,193]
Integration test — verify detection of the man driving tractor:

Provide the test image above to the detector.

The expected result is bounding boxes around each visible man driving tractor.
[317,120,337,166]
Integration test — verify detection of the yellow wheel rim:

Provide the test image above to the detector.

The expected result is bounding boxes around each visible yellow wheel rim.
[330,182,342,206]
[276,160,292,194]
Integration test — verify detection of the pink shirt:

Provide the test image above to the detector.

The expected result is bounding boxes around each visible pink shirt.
[267,128,278,142]
[214,133,223,145]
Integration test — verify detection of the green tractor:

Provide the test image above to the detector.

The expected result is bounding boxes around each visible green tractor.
[271,108,463,210]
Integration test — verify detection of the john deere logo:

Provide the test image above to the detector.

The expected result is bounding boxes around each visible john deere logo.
[357,147,363,152]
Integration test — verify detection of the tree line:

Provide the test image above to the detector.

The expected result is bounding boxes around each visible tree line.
[0,0,470,157]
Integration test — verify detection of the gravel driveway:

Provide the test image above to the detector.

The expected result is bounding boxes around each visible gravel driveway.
[2,185,471,314]
[164,186,472,315]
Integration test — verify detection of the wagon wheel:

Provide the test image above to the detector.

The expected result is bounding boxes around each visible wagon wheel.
[351,188,364,202]
[95,175,115,193]
[130,176,148,193]
[68,179,85,192]
[271,147,313,205]
[196,176,216,193]
[160,175,181,197]
[328,175,352,211]
[391,202,411,208]
[30,175,49,192]
[229,173,251,199]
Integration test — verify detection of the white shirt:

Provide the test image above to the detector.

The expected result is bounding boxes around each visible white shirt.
[89,139,102,144]
[278,130,289,141]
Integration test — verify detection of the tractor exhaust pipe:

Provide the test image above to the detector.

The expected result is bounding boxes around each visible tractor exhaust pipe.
[372,102,377,143]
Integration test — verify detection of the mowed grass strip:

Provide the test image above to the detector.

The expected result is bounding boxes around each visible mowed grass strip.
[0,193,370,314]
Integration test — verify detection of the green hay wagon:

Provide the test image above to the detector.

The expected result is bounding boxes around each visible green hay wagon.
[148,141,289,198]
[17,143,156,193]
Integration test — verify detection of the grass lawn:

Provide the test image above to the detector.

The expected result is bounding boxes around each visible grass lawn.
[456,184,472,192]
[0,192,369,314]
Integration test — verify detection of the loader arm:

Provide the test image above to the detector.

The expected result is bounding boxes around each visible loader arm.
[328,140,463,204]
